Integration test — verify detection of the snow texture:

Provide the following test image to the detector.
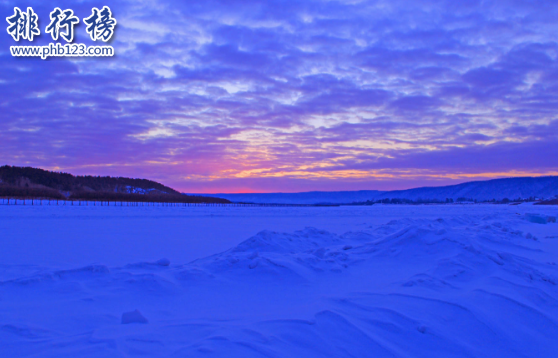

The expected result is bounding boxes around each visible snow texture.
[121,310,149,324]
[1,204,557,357]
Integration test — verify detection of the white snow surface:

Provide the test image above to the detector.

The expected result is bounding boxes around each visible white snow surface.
[123,186,157,195]
[1,204,558,357]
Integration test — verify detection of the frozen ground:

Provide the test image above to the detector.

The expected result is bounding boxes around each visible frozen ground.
[1,204,558,357]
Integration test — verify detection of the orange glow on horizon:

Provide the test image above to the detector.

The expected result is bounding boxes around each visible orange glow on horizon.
[177,170,558,194]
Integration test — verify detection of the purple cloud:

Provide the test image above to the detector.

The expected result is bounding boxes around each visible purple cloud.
[1,0,558,193]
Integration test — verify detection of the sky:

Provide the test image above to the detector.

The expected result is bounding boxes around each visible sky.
[1,0,558,193]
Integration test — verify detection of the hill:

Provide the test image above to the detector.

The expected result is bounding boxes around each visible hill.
[0,165,230,203]
[194,190,382,205]
[373,176,558,202]
[200,176,558,204]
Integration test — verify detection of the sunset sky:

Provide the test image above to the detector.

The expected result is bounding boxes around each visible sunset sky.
[2,0,558,193]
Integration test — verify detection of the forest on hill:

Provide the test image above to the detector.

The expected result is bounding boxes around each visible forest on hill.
[0,165,230,203]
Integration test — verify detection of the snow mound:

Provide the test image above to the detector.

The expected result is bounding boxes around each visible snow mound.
[156,258,171,266]
[183,228,367,279]
[125,258,171,269]
[232,228,343,254]
[121,309,149,324]
[525,213,557,224]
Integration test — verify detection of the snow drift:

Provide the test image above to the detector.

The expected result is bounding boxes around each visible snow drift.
[1,206,558,357]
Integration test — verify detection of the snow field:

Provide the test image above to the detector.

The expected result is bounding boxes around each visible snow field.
[0,204,557,357]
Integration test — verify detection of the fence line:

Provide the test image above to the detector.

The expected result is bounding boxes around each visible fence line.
[0,198,335,208]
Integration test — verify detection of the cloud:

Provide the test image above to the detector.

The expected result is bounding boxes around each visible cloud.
[1,0,558,192]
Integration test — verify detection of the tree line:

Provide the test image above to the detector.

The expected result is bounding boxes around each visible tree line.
[351,196,549,205]
[0,185,230,203]
[0,165,179,194]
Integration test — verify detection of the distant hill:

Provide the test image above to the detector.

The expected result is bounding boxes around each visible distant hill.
[372,177,558,202]
[195,190,382,205]
[200,176,558,204]
[0,165,230,203]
